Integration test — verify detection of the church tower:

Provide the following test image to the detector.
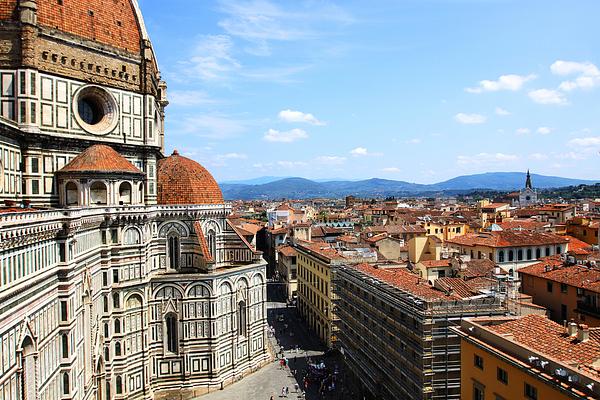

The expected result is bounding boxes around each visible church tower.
[519,169,538,207]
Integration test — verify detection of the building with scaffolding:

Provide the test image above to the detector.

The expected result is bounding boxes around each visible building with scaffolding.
[333,263,506,400]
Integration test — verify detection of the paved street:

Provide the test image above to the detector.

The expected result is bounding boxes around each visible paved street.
[196,299,356,400]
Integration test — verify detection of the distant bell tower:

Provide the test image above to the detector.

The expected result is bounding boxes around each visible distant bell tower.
[519,169,537,207]
[525,169,533,189]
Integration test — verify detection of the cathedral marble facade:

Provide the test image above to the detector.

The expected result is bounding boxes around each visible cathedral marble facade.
[0,1,269,399]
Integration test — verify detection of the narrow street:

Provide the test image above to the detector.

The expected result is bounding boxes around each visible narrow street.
[197,296,359,399]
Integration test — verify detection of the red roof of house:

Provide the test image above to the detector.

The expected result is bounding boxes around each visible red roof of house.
[488,314,600,366]
[447,230,568,248]
[519,256,600,293]
[351,263,455,300]
[58,144,143,175]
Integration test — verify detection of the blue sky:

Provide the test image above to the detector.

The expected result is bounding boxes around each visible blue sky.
[140,0,600,183]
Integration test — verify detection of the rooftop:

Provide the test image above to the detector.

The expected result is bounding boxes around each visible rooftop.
[446,230,568,248]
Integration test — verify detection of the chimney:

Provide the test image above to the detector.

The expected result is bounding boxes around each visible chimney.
[567,321,578,337]
[578,324,590,342]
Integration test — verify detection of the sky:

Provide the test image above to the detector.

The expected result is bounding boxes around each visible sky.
[139,0,600,183]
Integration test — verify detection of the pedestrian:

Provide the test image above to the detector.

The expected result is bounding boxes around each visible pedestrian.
[294,383,299,392]
[281,386,286,397]
[285,387,289,396]
[270,396,274,400]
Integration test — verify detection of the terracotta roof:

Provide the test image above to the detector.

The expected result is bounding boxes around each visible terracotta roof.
[278,245,297,258]
[499,219,549,231]
[564,235,593,255]
[446,230,568,248]
[193,221,213,263]
[519,257,600,293]
[435,277,496,298]
[157,150,224,205]
[488,314,600,366]
[295,241,344,262]
[0,0,144,54]
[460,258,496,278]
[419,260,451,269]
[58,145,143,175]
[351,263,455,300]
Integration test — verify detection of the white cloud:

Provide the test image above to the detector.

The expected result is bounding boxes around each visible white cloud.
[263,128,308,143]
[568,136,600,147]
[551,60,600,92]
[457,152,518,166]
[185,35,240,81]
[529,153,548,161]
[516,128,531,135]
[466,74,536,93]
[278,109,325,125]
[536,127,552,135]
[382,167,401,173]
[350,147,368,156]
[216,152,247,160]
[454,113,486,124]
[316,155,346,165]
[551,60,600,76]
[528,89,568,105]
[276,160,308,168]
[217,0,353,55]
[169,90,216,107]
[495,107,510,116]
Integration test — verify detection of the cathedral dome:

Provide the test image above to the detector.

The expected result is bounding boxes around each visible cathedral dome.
[58,144,143,175]
[1,0,145,54]
[157,150,224,205]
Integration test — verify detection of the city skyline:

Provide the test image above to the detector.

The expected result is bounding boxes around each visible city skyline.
[142,0,600,182]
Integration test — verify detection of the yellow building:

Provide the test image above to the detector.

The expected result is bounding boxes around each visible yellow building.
[453,315,600,400]
[566,216,600,246]
[422,220,470,242]
[295,241,377,348]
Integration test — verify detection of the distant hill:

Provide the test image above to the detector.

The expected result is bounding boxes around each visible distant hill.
[219,172,598,200]
[220,176,291,185]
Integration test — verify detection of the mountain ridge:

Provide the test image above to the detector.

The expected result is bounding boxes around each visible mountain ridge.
[219,172,598,200]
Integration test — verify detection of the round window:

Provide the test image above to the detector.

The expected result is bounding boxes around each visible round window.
[73,85,119,135]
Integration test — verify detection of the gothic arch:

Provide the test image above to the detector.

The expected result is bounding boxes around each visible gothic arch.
[153,284,184,299]
[122,226,142,245]
[158,220,189,238]
[124,291,145,308]
[186,283,212,298]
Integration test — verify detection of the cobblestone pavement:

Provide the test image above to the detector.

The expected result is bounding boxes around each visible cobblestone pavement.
[195,301,358,400]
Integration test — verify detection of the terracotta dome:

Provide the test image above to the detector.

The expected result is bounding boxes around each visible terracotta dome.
[157,150,224,205]
[0,0,144,54]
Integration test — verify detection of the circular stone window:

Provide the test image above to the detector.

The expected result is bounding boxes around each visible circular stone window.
[73,85,119,135]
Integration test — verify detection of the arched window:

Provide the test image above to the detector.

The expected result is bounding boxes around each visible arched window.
[61,333,69,358]
[508,250,514,262]
[114,342,122,356]
[123,227,141,245]
[526,249,532,260]
[165,314,178,353]
[104,322,109,338]
[237,301,247,337]
[103,295,109,313]
[106,382,111,400]
[63,372,70,395]
[556,246,562,254]
[498,250,505,263]
[104,347,110,361]
[545,247,551,257]
[138,182,145,204]
[116,376,123,394]
[65,182,78,206]
[168,235,180,269]
[207,230,216,260]
[90,181,108,205]
[113,293,120,309]
[114,318,121,334]
[118,182,132,205]
[536,248,541,259]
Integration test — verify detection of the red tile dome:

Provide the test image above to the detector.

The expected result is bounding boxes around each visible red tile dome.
[0,0,143,54]
[157,150,224,205]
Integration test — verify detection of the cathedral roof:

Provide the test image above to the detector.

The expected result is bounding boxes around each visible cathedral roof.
[58,144,143,175]
[0,0,145,54]
[157,150,224,205]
